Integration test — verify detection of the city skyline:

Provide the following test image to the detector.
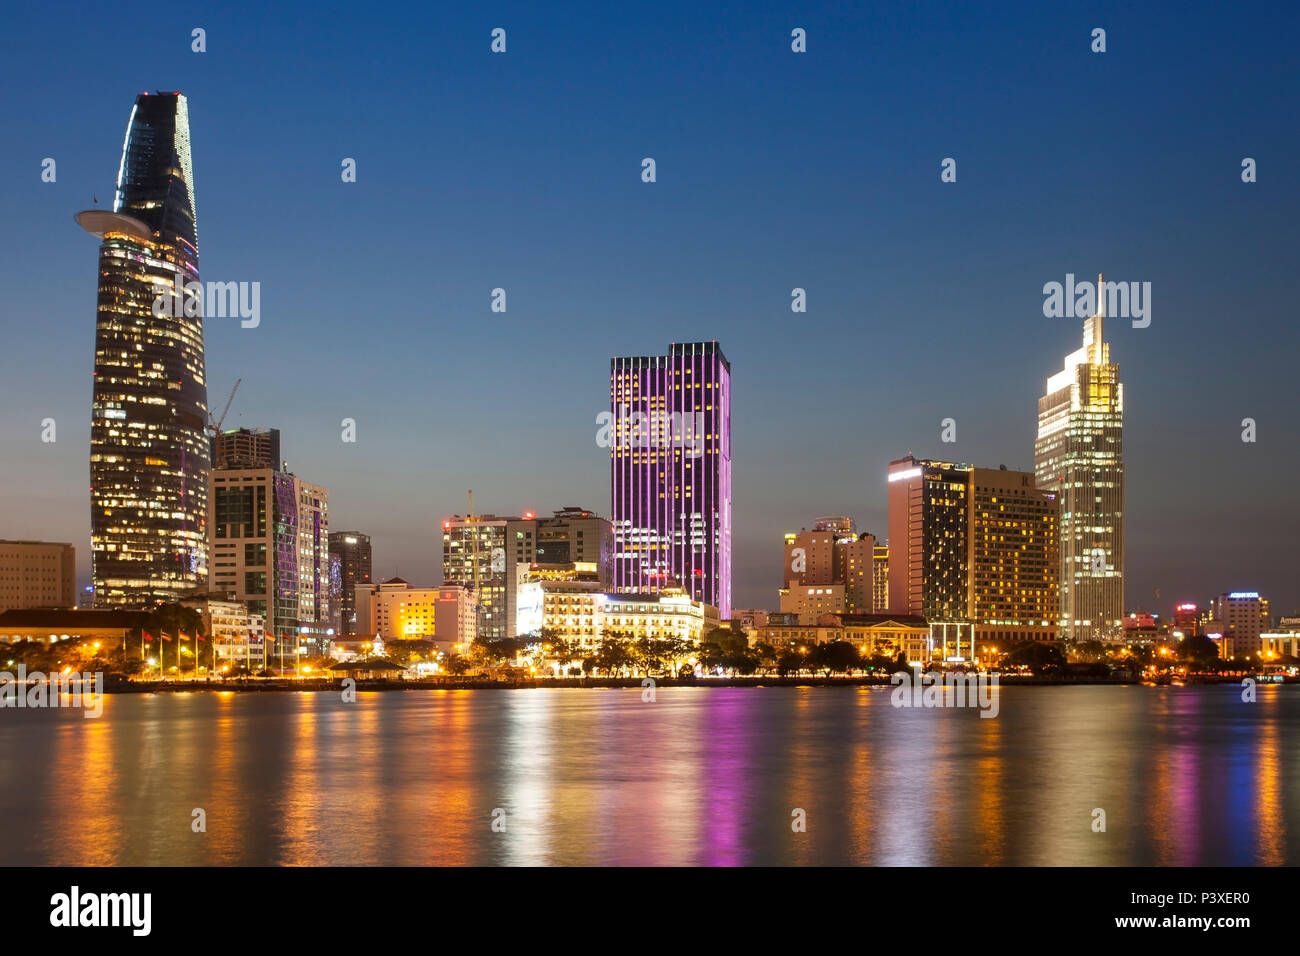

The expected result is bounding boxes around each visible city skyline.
[2,4,1297,618]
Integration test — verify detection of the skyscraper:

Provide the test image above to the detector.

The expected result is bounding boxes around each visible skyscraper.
[887,456,972,657]
[77,92,208,607]
[1035,275,1125,643]
[610,342,731,618]
[209,460,330,667]
[328,531,372,635]
[887,457,1060,660]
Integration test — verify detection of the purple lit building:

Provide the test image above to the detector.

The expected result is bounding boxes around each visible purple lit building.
[609,342,731,618]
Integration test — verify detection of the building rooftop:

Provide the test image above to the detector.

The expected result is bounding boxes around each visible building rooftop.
[0,609,150,628]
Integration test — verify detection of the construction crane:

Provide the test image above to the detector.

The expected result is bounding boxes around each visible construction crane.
[207,378,242,437]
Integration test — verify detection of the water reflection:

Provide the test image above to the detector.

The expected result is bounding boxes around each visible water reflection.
[0,685,1296,866]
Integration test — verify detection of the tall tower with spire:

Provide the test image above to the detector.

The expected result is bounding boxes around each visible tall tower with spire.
[76,92,209,606]
[1035,273,1124,644]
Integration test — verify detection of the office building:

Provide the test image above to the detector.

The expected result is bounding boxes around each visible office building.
[328,531,372,635]
[1035,276,1125,643]
[536,507,614,585]
[0,541,76,612]
[779,584,848,622]
[441,513,514,641]
[208,464,330,667]
[610,341,731,618]
[77,92,209,606]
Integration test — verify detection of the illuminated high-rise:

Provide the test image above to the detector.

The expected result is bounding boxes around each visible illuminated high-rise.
[887,457,971,609]
[1035,274,1124,643]
[968,466,1059,649]
[328,531,372,635]
[77,92,208,606]
[610,342,731,618]
[209,464,331,666]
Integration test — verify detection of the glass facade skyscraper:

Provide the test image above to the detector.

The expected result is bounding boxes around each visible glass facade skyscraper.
[78,92,209,607]
[610,342,731,618]
[1035,275,1125,643]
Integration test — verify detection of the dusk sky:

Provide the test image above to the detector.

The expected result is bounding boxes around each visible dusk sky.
[1,0,1297,615]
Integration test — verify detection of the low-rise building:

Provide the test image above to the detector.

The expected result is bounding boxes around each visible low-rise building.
[434,584,477,652]
[327,658,405,680]
[520,565,718,650]
[778,584,846,624]
[751,612,931,665]
[355,577,439,640]
[0,608,148,646]
[0,540,76,612]
[1261,628,1300,661]
[181,593,266,672]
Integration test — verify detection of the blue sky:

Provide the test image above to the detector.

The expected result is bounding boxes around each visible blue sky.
[1,0,1297,614]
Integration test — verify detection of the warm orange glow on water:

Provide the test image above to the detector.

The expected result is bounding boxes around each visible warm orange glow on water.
[1,686,1296,865]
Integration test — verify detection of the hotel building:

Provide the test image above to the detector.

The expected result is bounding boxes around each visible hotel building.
[354,577,439,640]
[887,456,973,659]
[888,457,1060,660]
[967,466,1059,650]
[610,342,732,618]
[1211,591,1268,659]
[1035,276,1125,643]
[180,592,266,672]
[518,564,718,649]
[434,584,478,651]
